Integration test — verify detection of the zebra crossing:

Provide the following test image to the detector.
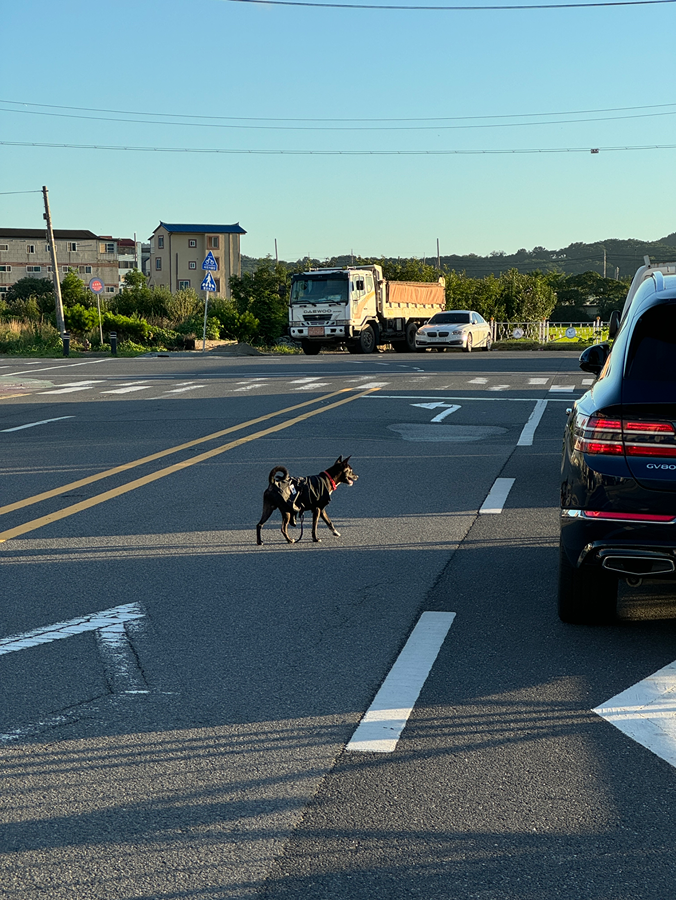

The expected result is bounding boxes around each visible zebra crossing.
[0,371,596,404]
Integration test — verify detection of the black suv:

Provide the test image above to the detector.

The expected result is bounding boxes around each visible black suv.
[559,264,676,623]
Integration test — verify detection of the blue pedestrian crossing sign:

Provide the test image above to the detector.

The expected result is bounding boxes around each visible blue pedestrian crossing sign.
[202,251,218,271]
[201,272,217,292]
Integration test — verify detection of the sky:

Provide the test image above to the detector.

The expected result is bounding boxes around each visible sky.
[1,0,675,263]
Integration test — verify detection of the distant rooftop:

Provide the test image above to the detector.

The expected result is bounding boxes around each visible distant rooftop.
[153,222,247,236]
[0,228,98,240]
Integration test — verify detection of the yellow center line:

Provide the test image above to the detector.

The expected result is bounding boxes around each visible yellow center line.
[0,387,353,519]
[0,388,378,544]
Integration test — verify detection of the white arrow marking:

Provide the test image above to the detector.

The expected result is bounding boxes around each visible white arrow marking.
[594,660,676,768]
[411,402,461,423]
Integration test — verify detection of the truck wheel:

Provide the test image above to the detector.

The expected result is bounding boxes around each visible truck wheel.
[406,322,418,352]
[557,543,617,624]
[358,325,376,354]
[301,340,321,356]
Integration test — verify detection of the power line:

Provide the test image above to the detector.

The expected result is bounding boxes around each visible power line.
[2,103,676,130]
[0,189,41,195]
[2,97,675,124]
[221,0,676,10]
[2,139,676,154]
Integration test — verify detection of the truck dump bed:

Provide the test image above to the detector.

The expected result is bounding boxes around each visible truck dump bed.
[382,281,445,317]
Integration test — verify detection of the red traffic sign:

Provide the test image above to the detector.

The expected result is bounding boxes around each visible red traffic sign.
[89,277,105,294]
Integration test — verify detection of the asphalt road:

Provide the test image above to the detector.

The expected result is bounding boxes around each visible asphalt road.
[1,349,675,900]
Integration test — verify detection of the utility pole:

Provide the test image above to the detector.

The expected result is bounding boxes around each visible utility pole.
[275,238,278,265]
[603,247,607,279]
[42,185,65,336]
[437,238,441,270]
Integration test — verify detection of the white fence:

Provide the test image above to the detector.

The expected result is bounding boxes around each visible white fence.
[490,320,607,344]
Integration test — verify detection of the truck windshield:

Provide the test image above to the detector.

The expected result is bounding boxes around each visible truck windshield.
[290,277,348,304]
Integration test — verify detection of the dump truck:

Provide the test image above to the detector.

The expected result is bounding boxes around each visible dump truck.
[288,264,446,354]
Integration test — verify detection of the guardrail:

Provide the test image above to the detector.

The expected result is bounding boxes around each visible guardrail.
[490,320,608,344]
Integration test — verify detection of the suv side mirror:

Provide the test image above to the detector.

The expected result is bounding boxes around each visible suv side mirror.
[579,342,609,376]
[608,309,620,340]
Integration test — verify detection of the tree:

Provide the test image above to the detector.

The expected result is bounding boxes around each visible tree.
[60,270,93,308]
[4,277,55,315]
[548,272,630,321]
[229,260,290,344]
[113,270,170,318]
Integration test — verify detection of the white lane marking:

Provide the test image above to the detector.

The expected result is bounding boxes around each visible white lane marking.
[38,381,105,395]
[479,477,516,514]
[164,385,204,394]
[0,603,144,656]
[488,385,510,391]
[581,378,595,385]
[353,382,390,389]
[294,383,330,390]
[594,660,676,769]
[101,385,152,395]
[346,612,456,753]
[517,399,548,446]
[528,378,549,385]
[549,385,575,392]
[289,377,322,383]
[469,378,488,384]
[0,360,109,378]
[235,384,266,391]
[1,416,75,433]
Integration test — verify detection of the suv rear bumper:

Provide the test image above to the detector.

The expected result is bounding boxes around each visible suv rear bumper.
[561,509,676,577]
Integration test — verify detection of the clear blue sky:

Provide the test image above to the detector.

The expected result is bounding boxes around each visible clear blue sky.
[2,0,675,263]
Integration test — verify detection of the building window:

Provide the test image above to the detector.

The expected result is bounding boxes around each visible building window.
[27,244,35,254]
[208,236,219,249]
[155,257,162,270]
[0,286,8,294]
[106,286,116,293]
[85,266,92,274]
[68,242,78,252]
[188,261,197,270]
[0,265,11,272]
[158,236,164,249]
[0,244,8,251]
[62,266,69,273]
[214,256,220,270]
[214,277,221,292]
[45,244,51,252]
[178,280,191,289]
[26,265,42,273]
[189,239,197,248]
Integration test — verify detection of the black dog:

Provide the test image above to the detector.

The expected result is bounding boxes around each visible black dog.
[256,456,358,545]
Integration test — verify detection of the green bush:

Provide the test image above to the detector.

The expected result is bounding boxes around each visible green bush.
[102,312,151,343]
[0,321,62,355]
[64,304,100,335]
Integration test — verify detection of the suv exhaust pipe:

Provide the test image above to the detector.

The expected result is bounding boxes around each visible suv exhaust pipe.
[601,555,675,576]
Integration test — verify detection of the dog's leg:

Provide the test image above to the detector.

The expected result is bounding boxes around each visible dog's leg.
[256,498,275,545]
[280,512,296,544]
[320,507,341,538]
[312,508,322,542]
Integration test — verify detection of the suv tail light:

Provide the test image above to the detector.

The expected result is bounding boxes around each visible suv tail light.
[574,415,676,457]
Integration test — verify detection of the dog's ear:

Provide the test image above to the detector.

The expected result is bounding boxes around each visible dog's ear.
[342,455,351,465]
[335,455,343,463]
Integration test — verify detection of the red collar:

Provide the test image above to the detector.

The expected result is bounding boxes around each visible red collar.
[322,471,338,491]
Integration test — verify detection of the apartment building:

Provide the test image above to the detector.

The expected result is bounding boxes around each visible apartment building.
[0,229,137,296]
[147,222,246,299]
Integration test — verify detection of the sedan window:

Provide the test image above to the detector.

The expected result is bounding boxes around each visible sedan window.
[626,304,676,383]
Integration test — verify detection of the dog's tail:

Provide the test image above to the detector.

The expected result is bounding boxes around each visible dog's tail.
[268,465,289,485]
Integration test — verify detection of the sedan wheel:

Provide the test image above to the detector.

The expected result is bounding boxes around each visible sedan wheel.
[464,333,473,353]
[484,334,492,351]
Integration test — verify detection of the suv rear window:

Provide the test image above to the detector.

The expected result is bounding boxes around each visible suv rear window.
[626,303,676,383]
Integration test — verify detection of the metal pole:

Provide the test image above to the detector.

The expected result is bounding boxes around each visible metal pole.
[603,248,607,279]
[275,238,278,265]
[42,186,65,336]
[202,290,209,351]
[96,294,104,347]
[437,238,440,270]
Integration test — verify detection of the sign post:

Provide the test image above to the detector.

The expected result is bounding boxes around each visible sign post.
[201,252,218,352]
[89,277,105,347]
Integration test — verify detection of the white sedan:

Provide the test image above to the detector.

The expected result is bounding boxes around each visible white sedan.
[415,310,492,352]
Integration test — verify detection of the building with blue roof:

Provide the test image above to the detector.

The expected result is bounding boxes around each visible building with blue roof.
[148,221,247,298]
